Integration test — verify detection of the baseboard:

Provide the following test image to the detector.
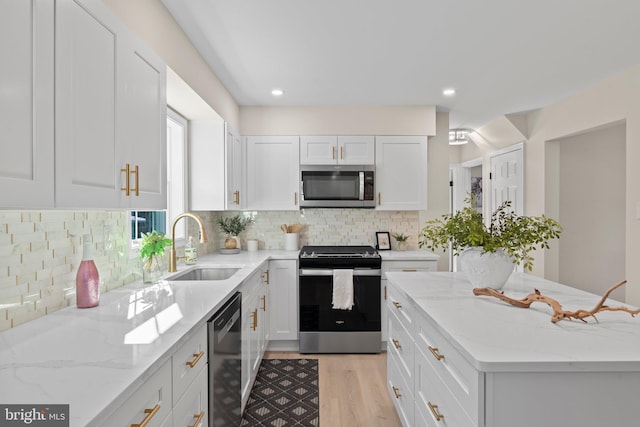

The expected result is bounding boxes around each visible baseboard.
[266,340,299,352]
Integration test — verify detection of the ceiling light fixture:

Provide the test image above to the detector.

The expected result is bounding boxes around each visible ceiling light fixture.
[449,129,472,145]
[443,88,456,97]
[271,88,284,96]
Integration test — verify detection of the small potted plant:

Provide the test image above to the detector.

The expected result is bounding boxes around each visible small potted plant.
[140,230,172,283]
[392,232,410,251]
[419,199,562,289]
[217,215,254,250]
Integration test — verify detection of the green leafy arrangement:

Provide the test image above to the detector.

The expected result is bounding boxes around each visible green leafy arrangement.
[216,215,254,236]
[392,233,410,242]
[418,200,562,270]
[140,230,172,261]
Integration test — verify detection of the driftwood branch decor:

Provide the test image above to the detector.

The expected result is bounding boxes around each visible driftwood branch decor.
[473,280,640,323]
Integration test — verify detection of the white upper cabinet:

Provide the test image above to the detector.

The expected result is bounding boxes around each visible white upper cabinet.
[226,125,244,210]
[54,0,166,209]
[119,35,167,210]
[376,136,428,211]
[246,136,300,210]
[0,0,54,208]
[190,121,242,211]
[300,136,374,165]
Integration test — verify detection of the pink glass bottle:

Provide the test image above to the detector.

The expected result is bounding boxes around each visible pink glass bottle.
[76,234,100,308]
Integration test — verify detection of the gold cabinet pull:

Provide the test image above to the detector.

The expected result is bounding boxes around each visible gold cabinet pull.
[131,164,139,196]
[121,163,131,195]
[384,285,387,300]
[427,401,445,421]
[428,346,445,361]
[402,269,417,272]
[233,190,240,205]
[331,146,335,160]
[251,309,258,331]
[261,295,266,311]
[186,351,204,368]
[294,192,298,205]
[393,301,402,309]
[340,145,343,160]
[131,404,160,427]
[392,339,401,349]
[262,270,270,284]
[188,411,205,427]
[392,386,402,399]
[378,192,381,205]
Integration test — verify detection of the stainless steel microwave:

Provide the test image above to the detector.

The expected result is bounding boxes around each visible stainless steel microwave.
[300,165,375,208]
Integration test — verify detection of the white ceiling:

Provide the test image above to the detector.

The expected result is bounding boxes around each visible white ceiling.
[161,0,640,129]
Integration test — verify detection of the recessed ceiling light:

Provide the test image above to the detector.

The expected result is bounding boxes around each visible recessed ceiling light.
[271,89,284,96]
[443,88,456,97]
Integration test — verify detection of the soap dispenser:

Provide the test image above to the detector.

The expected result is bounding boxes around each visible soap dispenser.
[185,236,197,264]
[76,234,100,308]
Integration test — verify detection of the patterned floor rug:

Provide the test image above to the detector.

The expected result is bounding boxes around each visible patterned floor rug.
[241,359,319,427]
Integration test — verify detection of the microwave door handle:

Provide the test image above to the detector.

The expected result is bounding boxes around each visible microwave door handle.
[359,171,365,200]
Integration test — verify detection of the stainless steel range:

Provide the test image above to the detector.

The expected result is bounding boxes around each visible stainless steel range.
[299,245,381,353]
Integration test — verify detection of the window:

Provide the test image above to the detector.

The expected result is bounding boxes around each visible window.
[131,108,188,243]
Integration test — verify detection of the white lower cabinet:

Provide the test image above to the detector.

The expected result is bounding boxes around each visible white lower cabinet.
[268,260,298,341]
[97,325,208,427]
[173,368,208,427]
[382,260,436,343]
[241,263,270,410]
[101,359,172,427]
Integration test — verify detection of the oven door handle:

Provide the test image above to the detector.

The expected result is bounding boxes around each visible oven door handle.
[299,269,381,277]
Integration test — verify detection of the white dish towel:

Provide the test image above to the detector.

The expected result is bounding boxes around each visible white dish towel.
[332,269,354,310]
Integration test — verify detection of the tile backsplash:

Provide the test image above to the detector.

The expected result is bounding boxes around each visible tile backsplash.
[1,208,420,332]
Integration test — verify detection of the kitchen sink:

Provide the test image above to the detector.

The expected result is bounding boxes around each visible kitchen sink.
[169,267,241,281]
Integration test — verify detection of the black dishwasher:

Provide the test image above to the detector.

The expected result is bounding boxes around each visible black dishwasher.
[208,292,241,426]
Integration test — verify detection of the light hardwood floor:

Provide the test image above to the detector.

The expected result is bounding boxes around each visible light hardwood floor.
[264,351,402,427]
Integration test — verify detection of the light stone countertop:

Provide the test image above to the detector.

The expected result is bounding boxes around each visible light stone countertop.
[378,249,439,261]
[0,250,298,427]
[386,271,640,373]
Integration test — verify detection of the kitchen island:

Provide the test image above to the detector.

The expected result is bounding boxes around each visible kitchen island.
[0,250,296,427]
[386,271,640,427]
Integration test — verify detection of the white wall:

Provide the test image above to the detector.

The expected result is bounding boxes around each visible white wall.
[556,123,626,300]
[240,106,437,136]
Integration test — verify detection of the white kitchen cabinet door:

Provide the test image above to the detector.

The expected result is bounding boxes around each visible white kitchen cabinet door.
[55,0,123,208]
[246,136,300,210]
[0,0,54,208]
[55,0,166,209]
[338,136,375,165]
[376,136,428,211]
[119,34,167,210]
[173,368,208,427]
[300,136,338,165]
[268,260,298,341]
[190,119,226,211]
[226,125,244,209]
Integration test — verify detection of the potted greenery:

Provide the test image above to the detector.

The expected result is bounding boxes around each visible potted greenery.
[140,230,172,283]
[392,232,410,251]
[216,215,254,250]
[419,200,562,288]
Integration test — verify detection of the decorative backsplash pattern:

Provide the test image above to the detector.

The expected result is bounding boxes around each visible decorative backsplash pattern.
[1,208,420,332]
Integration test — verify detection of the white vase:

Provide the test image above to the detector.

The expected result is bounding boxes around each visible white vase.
[458,247,515,290]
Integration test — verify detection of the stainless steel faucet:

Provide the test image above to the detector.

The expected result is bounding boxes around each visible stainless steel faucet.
[169,213,208,272]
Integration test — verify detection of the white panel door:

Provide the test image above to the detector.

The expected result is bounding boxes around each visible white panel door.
[338,136,375,165]
[490,145,523,216]
[268,260,298,341]
[246,136,300,210]
[376,136,428,211]
[300,136,337,165]
[0,0,54,208]
[55,0,122,208]
[119,37,167,210]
